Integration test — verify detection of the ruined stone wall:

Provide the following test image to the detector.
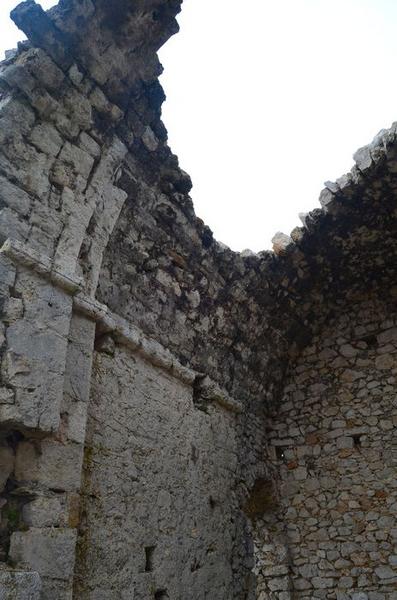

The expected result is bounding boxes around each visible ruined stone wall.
[0,1,263,598]
[0,0,396,599]
[257,292,397,599]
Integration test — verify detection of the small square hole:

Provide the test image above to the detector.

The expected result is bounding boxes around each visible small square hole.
[352,434,362,448]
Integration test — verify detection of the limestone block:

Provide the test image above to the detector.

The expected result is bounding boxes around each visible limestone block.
[62,314,96,407]
[0,137,53,200]
[15,439,83,492]
[58,142,95,180]
[375,354,395,370]
[0,95,35,138]
[52,110,81,141]
[62,400,88,445]
[89,87,123,121]
[353,145,373,172]
[375,565,397,580]
[336,436,354,450]
[28,122,63,157]
[63,88,93,130]
[0,64,57,122]
[0,207,30,244]
[68,64,84,87]
[0,571,41,600]
[18,48,66,94]
[49,159,78,190]
[272,232,293,255]
[22,496,64,528]
[40,577,74,600]
[3,297,24,324]
[9,528,77,581]
[319,187,338,213]
[28,200,63,242]
[53,187,95,274]
[1,270,73,432]
[83,184,127,292]
[89,136,127,185]
[0,176,32,216]
[0,254,16,290]
[79,132,101,158]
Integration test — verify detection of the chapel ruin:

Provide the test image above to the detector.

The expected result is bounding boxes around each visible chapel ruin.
[0,1,396,598]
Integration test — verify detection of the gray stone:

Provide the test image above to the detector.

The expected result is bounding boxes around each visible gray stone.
[9,529,77,581]
[272,232,293,255]
[0,571,41,600]
[375,565,396,579]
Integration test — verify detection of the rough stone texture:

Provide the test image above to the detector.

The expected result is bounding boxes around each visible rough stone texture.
[258,295,397,598]
[75,346,242,599]
[0,0,395,598]
[0,570,42,599]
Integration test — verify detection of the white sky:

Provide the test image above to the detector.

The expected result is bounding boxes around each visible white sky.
[1,0,397,251]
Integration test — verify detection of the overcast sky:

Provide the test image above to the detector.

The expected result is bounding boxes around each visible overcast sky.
[1,0,397,251]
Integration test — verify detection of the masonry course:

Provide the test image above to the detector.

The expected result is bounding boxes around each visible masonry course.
[0,0,395,598]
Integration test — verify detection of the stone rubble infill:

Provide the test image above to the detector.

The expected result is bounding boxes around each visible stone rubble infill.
[260,296,397,598]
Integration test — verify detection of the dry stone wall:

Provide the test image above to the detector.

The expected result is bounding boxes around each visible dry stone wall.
[0,0,395,599]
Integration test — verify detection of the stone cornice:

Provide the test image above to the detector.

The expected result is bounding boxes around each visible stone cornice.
[1,238,242,414]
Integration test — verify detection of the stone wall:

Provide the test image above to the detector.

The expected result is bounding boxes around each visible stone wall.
[0,0,395,599]
[258,292,397,599]
[0,4,262,597]
[74,343,242,599]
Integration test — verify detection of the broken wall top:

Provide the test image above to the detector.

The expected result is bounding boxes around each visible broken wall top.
[12,0,182,105]
[2,0,397,409]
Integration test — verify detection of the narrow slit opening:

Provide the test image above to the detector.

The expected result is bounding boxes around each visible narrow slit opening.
[275,446,285,461]
[145,546,155,572]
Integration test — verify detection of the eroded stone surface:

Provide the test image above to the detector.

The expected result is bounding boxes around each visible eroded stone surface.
[0,570,41,599]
